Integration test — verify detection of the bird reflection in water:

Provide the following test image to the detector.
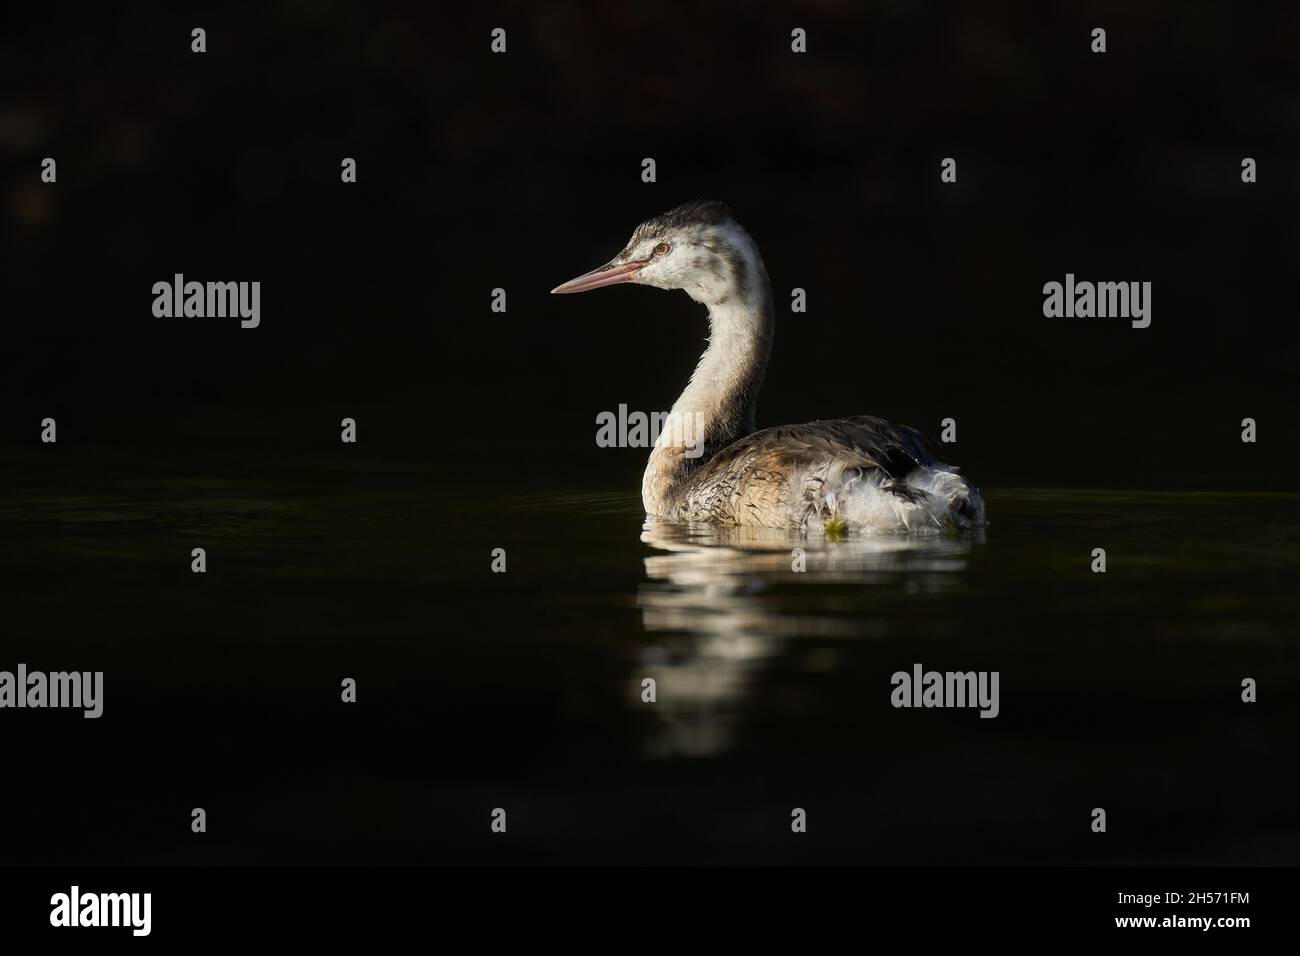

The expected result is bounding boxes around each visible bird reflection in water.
[633,519,983,758]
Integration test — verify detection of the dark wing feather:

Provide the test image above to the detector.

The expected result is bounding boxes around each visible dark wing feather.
[701,415,938,481]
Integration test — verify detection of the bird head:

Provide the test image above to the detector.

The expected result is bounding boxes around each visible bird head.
[551,200,762,306]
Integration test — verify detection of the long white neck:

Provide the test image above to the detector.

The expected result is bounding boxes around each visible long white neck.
[642,278,774,516]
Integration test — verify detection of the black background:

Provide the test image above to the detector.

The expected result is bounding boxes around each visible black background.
[4,1,1296,485]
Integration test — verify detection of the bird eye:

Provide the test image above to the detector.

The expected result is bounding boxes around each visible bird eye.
[654,242,671,256]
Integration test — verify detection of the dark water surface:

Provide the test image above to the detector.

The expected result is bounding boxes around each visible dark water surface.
[2,449,1297,865]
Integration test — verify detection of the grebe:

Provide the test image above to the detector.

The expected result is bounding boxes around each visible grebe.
[552,200,987,534]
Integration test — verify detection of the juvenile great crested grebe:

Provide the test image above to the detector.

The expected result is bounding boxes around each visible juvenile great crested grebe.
[552,200,986,533]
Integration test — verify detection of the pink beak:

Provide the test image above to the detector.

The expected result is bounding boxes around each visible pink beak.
[551,259,646,294]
